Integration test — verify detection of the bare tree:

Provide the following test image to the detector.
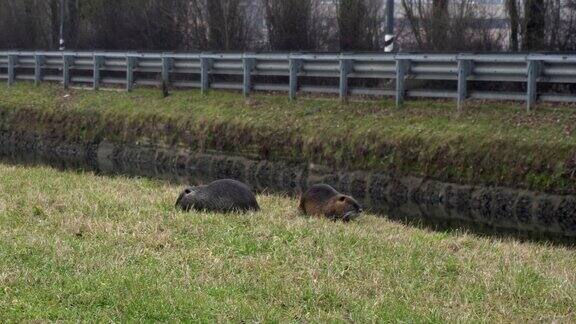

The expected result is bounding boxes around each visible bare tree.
[0,0,55,49]
[506,0,520,51]
[337,0,383,51]
[559,0,576,50]
[76,0,188,50]
[261,0,321,51]
[401,0,504,51]
[523,0,546,50]
[178,0,209,50]
[543,0,576,51]
[206,0,253,50]
[505,0,576,51]
[431,0,449,50]
[64,0,80,48]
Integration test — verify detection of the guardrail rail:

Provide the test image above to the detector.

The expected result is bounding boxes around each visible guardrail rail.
[1,51,576,111]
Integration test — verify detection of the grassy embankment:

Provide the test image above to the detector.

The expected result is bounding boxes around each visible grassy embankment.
[1,83,576,194]
[0,163,575,321]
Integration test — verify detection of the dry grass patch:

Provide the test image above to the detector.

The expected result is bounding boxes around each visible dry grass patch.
[0,163,575,321]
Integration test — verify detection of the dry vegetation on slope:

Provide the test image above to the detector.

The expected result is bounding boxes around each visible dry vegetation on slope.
[1,83,576,195]
[0,163,575,321]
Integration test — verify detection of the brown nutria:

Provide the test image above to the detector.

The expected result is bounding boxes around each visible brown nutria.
[175,179,260,213]
[299,184,363,222]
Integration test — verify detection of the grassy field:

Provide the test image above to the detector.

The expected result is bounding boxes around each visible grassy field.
[0,163,575,321]
[2,83,576,194]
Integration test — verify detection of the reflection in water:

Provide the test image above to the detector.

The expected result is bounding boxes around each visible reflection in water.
[0,134,575,242]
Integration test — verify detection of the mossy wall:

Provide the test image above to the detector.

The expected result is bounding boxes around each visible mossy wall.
[2,84,576,196]
[2,85,576,238]
[1,127,575,238]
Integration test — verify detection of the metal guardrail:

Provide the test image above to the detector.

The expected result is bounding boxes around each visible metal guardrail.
[1,51,576,110]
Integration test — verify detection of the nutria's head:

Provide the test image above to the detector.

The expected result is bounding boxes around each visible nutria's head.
[175,186,199,211]
[333,194,363,222]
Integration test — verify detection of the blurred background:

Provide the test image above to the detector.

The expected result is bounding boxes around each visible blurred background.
[0,0,574,52]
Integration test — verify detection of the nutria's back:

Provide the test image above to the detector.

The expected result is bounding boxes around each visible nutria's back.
[176,179,260,213]
[300,184,362,221]
[299,184,338,211]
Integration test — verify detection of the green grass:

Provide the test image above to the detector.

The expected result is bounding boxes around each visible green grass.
[0,163,575,321]
[1,83,576,193]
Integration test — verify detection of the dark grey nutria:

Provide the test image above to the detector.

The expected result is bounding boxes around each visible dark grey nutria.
[299,184,363,222]
[176,179,260,213]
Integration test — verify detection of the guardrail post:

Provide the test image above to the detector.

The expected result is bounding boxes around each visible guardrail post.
[161,56,172,86]
[526,60,541,112]
[7,54,15,85]
[126,56,136,92]
[93,55,103,90]
[34,54,45,86]
[242,57,255,97]
[457,59,472,111]
[201,56,212,94]
[62,54,71,89]
[395,59,410,107]
[339,59,352,101]
[289,58,302,100]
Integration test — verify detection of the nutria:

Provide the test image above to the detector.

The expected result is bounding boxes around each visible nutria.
[299,184,363,221]
[175,179,260,213]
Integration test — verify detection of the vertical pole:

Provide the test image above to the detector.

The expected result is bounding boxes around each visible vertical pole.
[526,60,541,112]
[457,59,472,112]
[62,54,70,89]
[339,59,351,101]
[126,56,135,92]
[242,57,255,97]
[289,58,301,100]
[200,57,211,94]
[34,54,44,86]
[7,54,15,85]
[385,0,395,52]
[93,55,102,90]
[395,59,409,107]
[161,56,172,86]
[59,0,65,50]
